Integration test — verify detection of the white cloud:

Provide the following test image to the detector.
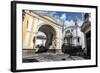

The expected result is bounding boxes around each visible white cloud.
[60,13,66,20]
[64,20,75,28]
[64,19,83,28]
[77,20,83,27]
[69,20,75,26]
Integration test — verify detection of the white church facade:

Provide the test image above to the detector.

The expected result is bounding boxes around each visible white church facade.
[63,25,86,49]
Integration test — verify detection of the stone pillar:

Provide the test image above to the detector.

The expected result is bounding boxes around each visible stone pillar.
[55,29,62,54]
[32,18,39,50]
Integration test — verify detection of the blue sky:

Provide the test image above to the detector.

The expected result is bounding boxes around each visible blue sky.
[50,11,83,21]
[33,10,84,27]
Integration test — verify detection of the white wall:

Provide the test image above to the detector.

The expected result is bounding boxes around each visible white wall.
[0,0,99,73]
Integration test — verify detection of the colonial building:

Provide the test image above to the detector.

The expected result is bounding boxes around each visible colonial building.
[81,13,91,59]
[22,10,62,53]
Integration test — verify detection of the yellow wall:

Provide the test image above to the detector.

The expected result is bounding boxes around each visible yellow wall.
[22,14,30,48]
[27,18,35,48]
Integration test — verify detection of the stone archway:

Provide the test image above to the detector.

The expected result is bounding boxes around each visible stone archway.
[22,11,62,52]
[38,24,56,49]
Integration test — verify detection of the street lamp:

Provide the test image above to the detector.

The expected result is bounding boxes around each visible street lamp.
[60,14,66,44]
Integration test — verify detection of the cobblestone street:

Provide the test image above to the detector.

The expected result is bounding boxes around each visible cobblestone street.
[22,52,85,63]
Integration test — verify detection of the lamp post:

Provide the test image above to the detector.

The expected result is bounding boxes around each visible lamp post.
[60,14,66,44]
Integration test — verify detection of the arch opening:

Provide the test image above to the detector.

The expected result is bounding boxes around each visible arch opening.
[36,31,47,47]
[38,25,56,49]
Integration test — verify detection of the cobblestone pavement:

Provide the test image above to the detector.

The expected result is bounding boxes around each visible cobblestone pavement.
[22,52,85,63]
